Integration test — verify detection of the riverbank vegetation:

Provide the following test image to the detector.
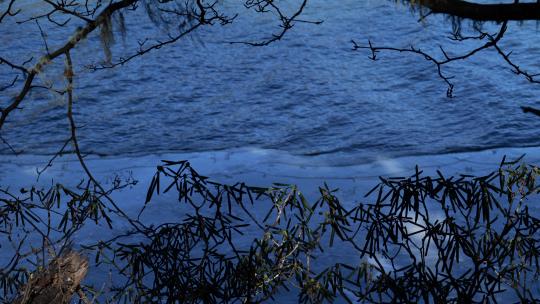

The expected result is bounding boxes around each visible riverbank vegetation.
[1,157,540,302]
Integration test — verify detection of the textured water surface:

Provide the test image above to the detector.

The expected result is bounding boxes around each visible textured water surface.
[1,0,540,164]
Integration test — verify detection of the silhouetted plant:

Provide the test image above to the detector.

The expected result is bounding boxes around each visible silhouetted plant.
[35,156,535,303]
[0,174,136,303]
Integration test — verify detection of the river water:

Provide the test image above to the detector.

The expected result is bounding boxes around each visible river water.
[2,1,540,302]
[1,0,540,164]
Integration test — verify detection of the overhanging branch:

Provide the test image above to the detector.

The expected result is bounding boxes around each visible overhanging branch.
[416,0,540,21]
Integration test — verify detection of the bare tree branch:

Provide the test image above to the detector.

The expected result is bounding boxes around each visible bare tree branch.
[353,21,509,97]
[0,0,139,131]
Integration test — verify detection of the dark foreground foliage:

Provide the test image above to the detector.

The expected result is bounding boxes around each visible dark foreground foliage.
[1,157,540,303]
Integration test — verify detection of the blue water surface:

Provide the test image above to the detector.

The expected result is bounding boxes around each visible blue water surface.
[1,0,540,164]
